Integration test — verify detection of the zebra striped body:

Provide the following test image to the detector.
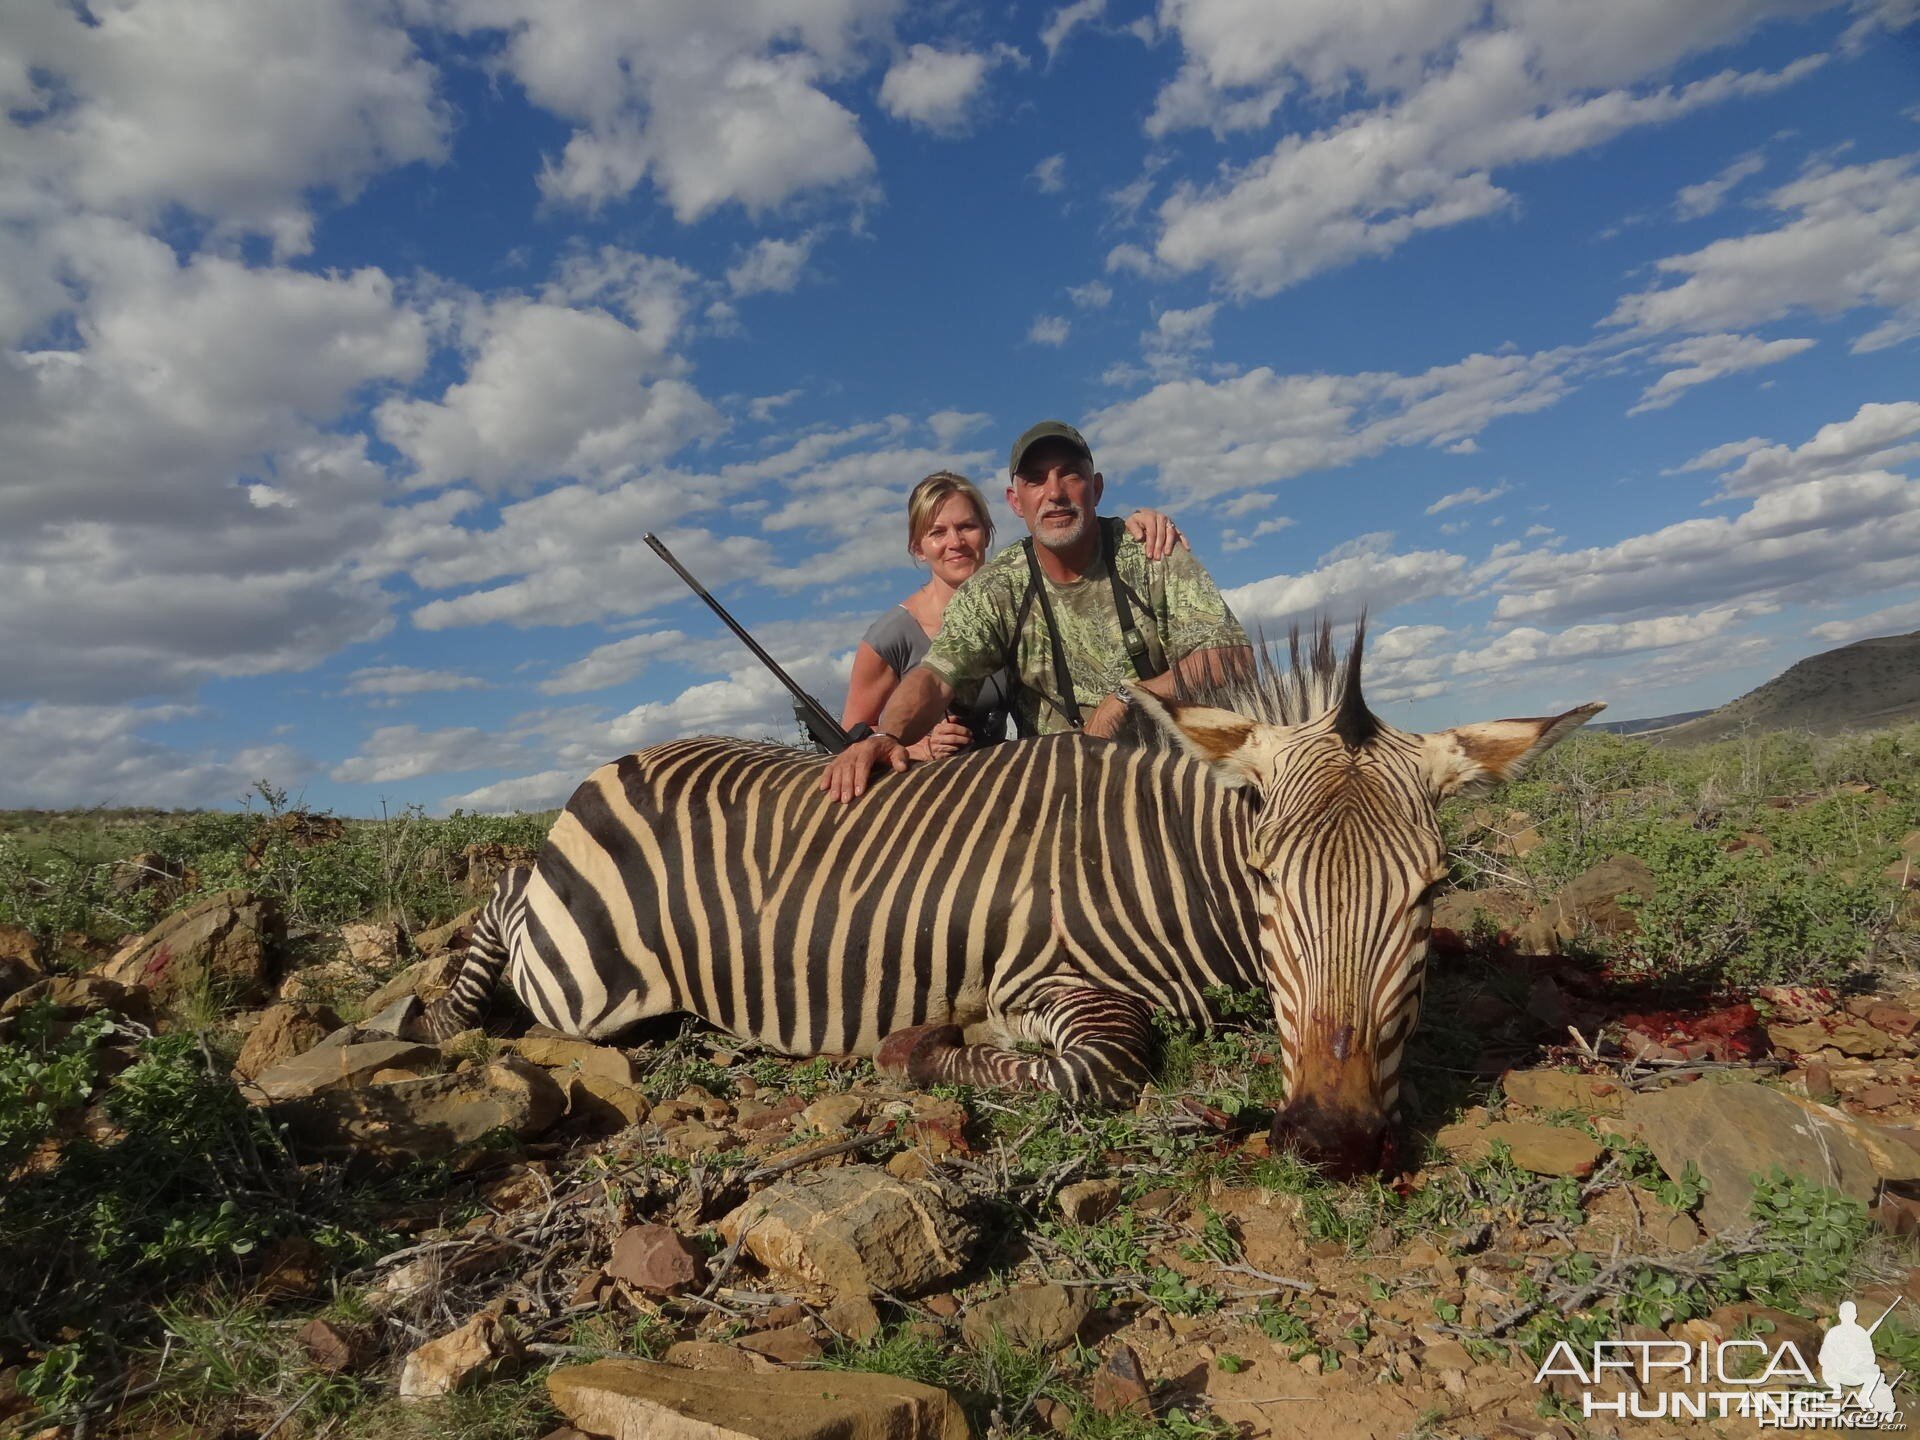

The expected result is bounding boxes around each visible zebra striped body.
[444,734,1260,1071]
[424,628,1601,1173]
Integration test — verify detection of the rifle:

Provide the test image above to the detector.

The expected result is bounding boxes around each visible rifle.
[643,532,861,754]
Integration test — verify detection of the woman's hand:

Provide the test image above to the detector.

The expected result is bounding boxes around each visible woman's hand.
[1126,508,1187,560]
[909,717,972,762]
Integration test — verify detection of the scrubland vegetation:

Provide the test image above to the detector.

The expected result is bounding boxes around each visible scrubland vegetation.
[0,723,1916,1438]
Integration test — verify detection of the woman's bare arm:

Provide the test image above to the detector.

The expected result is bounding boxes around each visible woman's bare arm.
[841,642,899,729]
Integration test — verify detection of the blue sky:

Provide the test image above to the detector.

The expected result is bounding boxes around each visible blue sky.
[3,0,1919,814]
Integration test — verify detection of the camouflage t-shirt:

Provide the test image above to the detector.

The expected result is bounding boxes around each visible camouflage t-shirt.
[921,522,1248,736]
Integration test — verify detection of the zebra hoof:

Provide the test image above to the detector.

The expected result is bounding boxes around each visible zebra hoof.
[876,1023,964,1085]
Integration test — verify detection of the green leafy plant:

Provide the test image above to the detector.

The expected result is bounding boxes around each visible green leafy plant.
[0,1003,113,1168]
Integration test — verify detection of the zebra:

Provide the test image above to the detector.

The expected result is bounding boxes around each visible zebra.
[417,627,1600,1175]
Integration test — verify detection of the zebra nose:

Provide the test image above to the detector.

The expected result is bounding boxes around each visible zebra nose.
[1269,1105,1390,1180]
[1271,1023,1390,1177]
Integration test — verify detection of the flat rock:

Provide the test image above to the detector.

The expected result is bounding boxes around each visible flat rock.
[663,1121,734,1158]
[1436,1118,1600,1176]
[661,1342,778,1374]
[606,1225,706,1295]
[1627,1080,1878,1233]
[717,1165,976,1299]
[1501,1069,1625,1116]
[248,1039,438,1101]
[0,922,41,967]
[569,1071,651,1129]
[232,1002,343,1081]
[961,1284,1091,1352]
[339,920,406,970]
[1775,1093,1920,1181]
[547,1358,970,1440]
[736,1323,825,1365]
[358,994,420,1038]
[414,907,481,956]
[513,1035,641,1087]
[271,1053,564,1159]
[1056,1178,1124,1225]
[1432,888,1539,946]
[1494,1121,1602,1177]
[101,889,281,1007]
[818,1297,882,1343]
[1091,1345,1150,1416]
[0,974,153,1025]
[800,1094,865,1132]
[362,953,461,1012]
[1544,855,1654,940]
[1770,1019,1896,1059]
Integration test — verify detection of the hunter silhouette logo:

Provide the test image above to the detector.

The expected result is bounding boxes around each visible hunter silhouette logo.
[1818,1301,1900,1419]
[1535,1296,1907,1428]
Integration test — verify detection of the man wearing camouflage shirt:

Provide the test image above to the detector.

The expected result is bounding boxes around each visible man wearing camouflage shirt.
[822,419,1252,802]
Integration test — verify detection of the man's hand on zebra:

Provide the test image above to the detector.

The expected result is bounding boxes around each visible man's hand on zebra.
[821,731,911,802]
[822,665,957,803]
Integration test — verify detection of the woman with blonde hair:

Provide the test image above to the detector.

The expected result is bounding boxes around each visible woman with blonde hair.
[841,471,1183,759]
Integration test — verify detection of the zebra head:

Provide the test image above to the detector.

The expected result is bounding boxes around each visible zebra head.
[1129,631,1601,1177]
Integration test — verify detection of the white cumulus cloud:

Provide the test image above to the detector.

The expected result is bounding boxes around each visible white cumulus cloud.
[878,44,1008,135]
[438,0,890,219]
[1089,349,1568,502]
[726,235,819,297]
[344,666,487,697]
[1028,315,1071,346]
[331,724,531,784]
[1608,154,1920,352]
[1674,148,1768,219]
[1225,542,1470,633]
[1809,594,1920,643]
[1426,482,1512,515]
[1453,607,1750,674]
[1628,332,1816,413]
[0,703,311,809]
[1689,400,1920,496]
[1141,1,1826,295]
[377,296,722,495]
[3,0,449,258]
[542,631,689,695]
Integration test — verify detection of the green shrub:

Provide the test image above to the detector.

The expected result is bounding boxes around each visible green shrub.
[0,1028,403,1417]
[0,1003,113,1169]
[1440,724,1918,988]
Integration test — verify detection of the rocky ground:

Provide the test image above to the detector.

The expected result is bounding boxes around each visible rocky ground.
[3,824,1920,1440]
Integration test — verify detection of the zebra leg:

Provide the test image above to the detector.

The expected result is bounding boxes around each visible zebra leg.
[409,867,529,1042]
[875,986,1155,1106]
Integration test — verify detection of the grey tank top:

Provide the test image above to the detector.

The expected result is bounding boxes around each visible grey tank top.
[861,605,1011,748]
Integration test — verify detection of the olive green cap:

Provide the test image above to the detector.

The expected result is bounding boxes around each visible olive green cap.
[1009,419,1092,476]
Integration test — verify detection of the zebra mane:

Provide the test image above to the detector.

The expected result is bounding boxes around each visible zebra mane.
[1118,619,1378,748]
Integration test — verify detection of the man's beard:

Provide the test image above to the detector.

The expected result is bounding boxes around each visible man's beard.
[1032,505,1089,552]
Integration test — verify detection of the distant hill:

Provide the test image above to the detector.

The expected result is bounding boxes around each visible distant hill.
[1638,630,1920,745]
[1592,709,1713,736]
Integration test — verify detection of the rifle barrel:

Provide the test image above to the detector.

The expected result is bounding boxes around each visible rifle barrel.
[643,533,853,752]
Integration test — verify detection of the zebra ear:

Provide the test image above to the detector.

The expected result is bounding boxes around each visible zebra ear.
[1124,688,1262,788]
[1424,702,1606,798]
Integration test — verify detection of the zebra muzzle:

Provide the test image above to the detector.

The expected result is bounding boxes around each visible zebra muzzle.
[1270,1022,1391,1178]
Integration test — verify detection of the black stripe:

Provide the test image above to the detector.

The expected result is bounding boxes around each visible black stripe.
[563,779,662,1009]
[531,847,618,1024]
